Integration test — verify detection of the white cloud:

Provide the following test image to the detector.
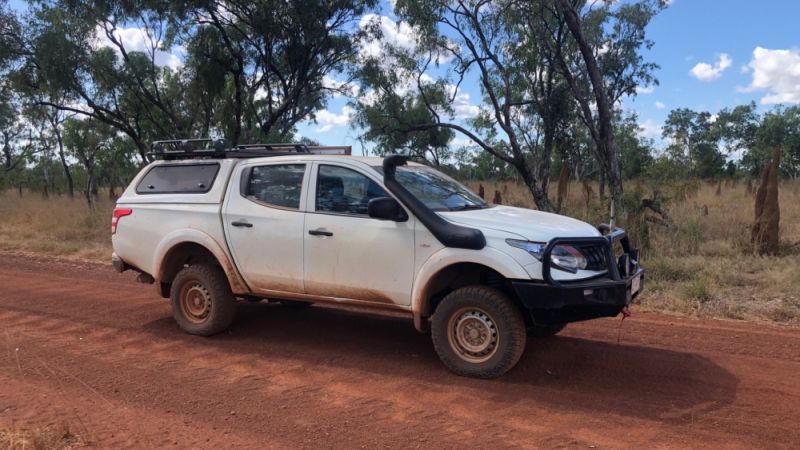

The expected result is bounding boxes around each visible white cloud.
[358,14,419,61]
[654,101,666,109]
[357,14,454,66]
[637,119,662,140]
[451,137,478,148]
[92,24,182,70]
[636,85,655,95]
[445,85,480,119]
[689,53,732,81]
[740,47,800,104]
[322,75,359,98]
[313,105,355,133]
[355,15,476,120]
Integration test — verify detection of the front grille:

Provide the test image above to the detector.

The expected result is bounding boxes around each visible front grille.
[576,243,608,271]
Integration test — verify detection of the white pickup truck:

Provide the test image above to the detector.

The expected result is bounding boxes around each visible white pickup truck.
[112,140,643,378]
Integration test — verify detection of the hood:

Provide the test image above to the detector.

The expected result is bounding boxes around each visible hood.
[438,205,601,243]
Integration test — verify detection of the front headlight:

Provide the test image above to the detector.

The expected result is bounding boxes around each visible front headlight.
[506,239,587,273]
[549,245,587,272]
[506,239,545,259]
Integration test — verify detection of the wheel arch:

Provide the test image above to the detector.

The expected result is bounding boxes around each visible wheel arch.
[411,248,529,331]
[152,229,250,297]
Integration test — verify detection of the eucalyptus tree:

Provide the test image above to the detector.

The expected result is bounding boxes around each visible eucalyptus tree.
[19,3,183,161]
[0,0,27,186]
[529,0,663,216]
[750,106,800,178]
[354,0,582,211]
[662,108,725,178]
[19,0,377,159]
[352,62,455,166]
[63,118,116,209]
[175,0,378,144]
[354,0,660,212]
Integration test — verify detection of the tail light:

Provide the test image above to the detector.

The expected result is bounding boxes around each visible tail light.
[112,207,132,235]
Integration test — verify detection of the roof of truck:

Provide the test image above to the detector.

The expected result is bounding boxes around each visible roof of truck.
[145,140,423,167]
[151,154,424,167]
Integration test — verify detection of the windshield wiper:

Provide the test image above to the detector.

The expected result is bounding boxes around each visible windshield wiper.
[449,204,485,211]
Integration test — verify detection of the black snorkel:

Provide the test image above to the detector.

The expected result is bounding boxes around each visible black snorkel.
[382,154,486,250]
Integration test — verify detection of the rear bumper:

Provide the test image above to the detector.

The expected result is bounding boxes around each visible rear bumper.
[111,252,129,273]
[513,225,644,325]
[512,268,644,324]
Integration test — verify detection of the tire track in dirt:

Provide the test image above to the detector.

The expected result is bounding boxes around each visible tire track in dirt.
[2,252,800,448]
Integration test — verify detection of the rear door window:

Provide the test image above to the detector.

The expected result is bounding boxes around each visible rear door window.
[243,164,306,209]
[136,163,220,194]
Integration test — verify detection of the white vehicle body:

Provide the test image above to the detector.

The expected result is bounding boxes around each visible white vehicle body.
[112,144,643,377]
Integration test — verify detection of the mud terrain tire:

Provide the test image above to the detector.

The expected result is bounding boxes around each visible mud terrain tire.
[171,264,237,336]
[431,286,526,378]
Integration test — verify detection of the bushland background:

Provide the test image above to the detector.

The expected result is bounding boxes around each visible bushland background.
[1,0,799,327]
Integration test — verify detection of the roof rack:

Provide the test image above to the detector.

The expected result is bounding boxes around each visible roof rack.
[146,139,352,161]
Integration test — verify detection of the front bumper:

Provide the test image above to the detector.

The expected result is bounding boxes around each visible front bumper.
[511,226,644,325]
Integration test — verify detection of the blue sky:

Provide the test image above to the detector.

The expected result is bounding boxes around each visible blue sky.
[299,0,800,152]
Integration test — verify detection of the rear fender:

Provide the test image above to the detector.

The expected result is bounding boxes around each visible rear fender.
[152,229,250,295]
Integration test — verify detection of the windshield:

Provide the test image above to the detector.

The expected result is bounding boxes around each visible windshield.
[375,165,488,212]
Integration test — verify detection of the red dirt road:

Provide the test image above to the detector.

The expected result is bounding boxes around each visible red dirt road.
[1,253,799,449]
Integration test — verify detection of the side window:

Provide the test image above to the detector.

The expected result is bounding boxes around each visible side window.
[244,164,305,209]
[136,163,219,194]
[315,165,389,216]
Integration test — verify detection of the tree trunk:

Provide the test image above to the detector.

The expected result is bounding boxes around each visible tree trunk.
[557,0,624,218]
[519,163,553,211]
[55,130,74,198]
[42,164,50,199]
[556,165,569,212]
[84,161,98,211]
[599,170,606,200]
[109,177,117,199]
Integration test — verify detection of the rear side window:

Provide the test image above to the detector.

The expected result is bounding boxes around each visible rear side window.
[244,164,306,209]
[136,163,220,194]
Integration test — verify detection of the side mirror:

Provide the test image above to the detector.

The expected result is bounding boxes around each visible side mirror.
[368,197,408,222]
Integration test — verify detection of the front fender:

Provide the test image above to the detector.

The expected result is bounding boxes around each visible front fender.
[410,247,529,331]
[152,229,250,295]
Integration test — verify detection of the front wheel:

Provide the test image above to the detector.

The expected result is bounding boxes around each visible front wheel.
[170,264,237,336]
[431,286,526,378]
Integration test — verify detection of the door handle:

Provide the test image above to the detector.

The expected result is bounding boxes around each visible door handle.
[308,229,333,237]
[231,220,253,228]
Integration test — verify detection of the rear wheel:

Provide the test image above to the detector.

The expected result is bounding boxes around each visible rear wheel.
[527,323,567,338]
[171,264,237,336]
[431,286,526,378]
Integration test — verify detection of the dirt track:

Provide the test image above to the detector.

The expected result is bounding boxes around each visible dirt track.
[1,253,799,449]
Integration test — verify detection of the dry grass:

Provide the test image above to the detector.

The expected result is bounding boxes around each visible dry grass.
[0,425,84,450]
[2,180,800,325]
[469,179,800,326]
[0,192,113,261]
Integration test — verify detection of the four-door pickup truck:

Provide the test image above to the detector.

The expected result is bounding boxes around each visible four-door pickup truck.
[112,139,643,378]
